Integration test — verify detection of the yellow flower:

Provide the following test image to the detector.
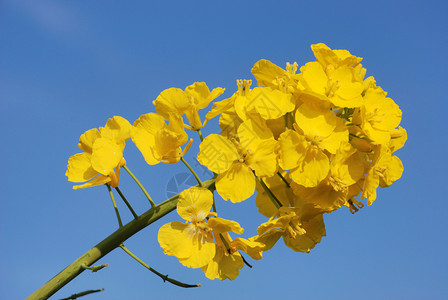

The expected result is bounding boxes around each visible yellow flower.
[256,206,326,253]
[154,83,224,130]
[158,187,217,268]
[291,142,365,212]
[311,43,366,82]
[66,116,131,189]
[389,126,407,153]
[201,233,264,281]
[297,61,364,108]
[158,187,246,269]
[197,119,278,202]
[131,113,190,164]
[207,80,295,122]
[184,82,225,129]
[353,85,402,145]
[278,100,349,188]
[251,59,300,94]
[311,43,363,70]
[361,145,404,205]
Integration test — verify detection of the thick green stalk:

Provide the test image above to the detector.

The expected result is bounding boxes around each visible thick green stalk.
[26,178,215,300]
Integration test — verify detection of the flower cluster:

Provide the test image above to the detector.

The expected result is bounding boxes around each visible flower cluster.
[66,43,406,282]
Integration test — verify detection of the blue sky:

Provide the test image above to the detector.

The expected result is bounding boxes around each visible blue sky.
[1,0,447,299]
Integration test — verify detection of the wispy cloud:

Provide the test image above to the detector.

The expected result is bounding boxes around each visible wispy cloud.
[14,0,82,40]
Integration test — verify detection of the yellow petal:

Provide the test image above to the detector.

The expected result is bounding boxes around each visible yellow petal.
[248,139,278,177]
[91,138,123,176]
[319,119,349,154]
[283,213,326,253]
[178,241,216,268]
[177,187,214,222]
[219,109,243,139]
[364,88,402,131]
[389,126,407,153]
[155,128,183,159]
[216,163,255,203]
[158,221,214,261]
[208,217,244,234]
[78,128,101,153]
[249,87,295,120]
[250,231,282,251]
[131,113,166,165]
[202,247,244,281]
[185,82,225,109]
[379,154,404,187]
[232,237,264,260]
[237,118,273,151]
[251,59,285,87]
[185,82,212,107]
[72,175,110,189]
[278,130,307,171]
[66,152,97,182]
[295,101,337,138]
[206,95,235,120]
[291,181,346,212]
[299,61,328,95]
[154,88,190,120]
[290,147,329,187]
[197,134,238,173]
[100,116,132,147]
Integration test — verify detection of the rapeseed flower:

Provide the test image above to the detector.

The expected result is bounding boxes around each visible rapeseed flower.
[66,116,131,189]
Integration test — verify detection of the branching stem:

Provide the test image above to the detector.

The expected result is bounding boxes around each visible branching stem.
[181,157,203,187]
[120,244,200,288]
[115,187,138,219]
[26,178,216,300]
[123,165,156,207]
[106,184,123,227]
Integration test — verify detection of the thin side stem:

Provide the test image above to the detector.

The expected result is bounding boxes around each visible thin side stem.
[115,187,138,219]
[120,244,200,288]
[277,171,291,188]
[26,178,215,300]
[123,165,156,207]
[241,254,253,268]
[59,288,104,300]
[212,193,217,213]
[289,112,294,129]
[256,176,282,209]
[181,157,203,187]
[197,129,204,142]
[106,184,123,227]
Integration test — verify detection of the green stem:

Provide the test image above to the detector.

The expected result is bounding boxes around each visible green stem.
[181,157,203,187]
[120,244,199,288]
[59,288,104,300]
[107,184,123,227]
[80,263,108,272]
[115,187,138,219]
[277,172,291,188]
[26,178,215,300]
[256,176,282,209]
[241,254,253,268]
[123,165,156,207]
[212,193,217,213]
[197,129,204,142]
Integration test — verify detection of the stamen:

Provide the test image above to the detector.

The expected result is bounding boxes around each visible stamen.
[237,79,252,96]
[348,198,364,214]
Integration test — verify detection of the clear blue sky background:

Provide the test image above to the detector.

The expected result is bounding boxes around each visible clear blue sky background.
[1,1,447,299]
